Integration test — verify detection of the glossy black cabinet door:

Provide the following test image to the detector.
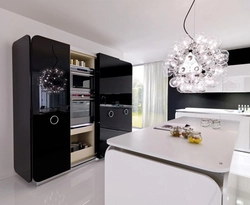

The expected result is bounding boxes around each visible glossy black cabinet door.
[100,107,132,131]
[32,112,70,182]
[98,53,132,95]
[100,76,132,94]
[31,36,70,182]
[13,35,32,182]
[96,53,132,157]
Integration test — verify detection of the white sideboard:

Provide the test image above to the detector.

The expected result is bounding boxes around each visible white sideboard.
[175,108,250,152]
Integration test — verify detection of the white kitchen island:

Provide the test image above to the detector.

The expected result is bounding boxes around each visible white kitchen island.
[176,107,250,152]
[105,117,239,205]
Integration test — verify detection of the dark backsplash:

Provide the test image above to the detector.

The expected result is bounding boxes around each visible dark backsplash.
[100,93,132,105]
[168,47,250,120]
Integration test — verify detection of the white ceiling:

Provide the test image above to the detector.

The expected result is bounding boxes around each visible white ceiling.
[0,0,250,65]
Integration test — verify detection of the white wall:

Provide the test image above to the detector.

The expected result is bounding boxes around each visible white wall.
[0,8,123,181]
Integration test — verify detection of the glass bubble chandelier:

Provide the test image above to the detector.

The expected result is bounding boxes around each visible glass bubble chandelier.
[39,46,67,93]
[163,0,229,93]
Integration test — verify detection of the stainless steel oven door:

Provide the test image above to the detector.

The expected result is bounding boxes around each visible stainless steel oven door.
[70,99,94,128]
[70,70,94,90]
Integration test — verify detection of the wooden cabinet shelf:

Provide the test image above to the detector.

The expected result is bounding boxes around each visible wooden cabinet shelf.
[70,123,95,167]
[70,50,95,69]
[70,50,96,167]
[71,124,94,135]
[71,146,95,166]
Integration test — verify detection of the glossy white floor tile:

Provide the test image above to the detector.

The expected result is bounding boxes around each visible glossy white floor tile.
[1,151,250,205]
[0,159,104,205]
[227,151,250,205]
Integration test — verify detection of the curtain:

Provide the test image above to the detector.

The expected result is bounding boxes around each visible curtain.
[142,62,168,127]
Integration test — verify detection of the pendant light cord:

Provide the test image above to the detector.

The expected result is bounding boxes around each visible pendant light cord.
[52,46,58,68]
[183,0,196,41]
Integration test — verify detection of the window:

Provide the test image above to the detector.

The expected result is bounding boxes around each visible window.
[132,65,144,128]
[132,62,168,128]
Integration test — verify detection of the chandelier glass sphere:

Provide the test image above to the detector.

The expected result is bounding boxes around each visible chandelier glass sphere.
[163,0,229,93]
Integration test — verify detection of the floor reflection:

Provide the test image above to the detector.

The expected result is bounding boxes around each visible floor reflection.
[0,159,104,205]
[0,151,250,205]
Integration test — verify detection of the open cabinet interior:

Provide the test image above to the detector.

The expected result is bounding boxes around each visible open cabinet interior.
[70,124,95,166]
[70,50,95,69]
[70,50,96,167]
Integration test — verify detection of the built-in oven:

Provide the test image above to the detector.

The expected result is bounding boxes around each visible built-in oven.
[70,65,94,90]
[70,66,95,128]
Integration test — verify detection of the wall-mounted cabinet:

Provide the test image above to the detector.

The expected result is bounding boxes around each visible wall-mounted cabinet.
[205,64,250,93]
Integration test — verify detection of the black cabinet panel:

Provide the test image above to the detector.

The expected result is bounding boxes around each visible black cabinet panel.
[99,128,129,157]
[100,76,132,94]
[100,107,132,132]
[97,53,132,94]
[32,112,70,182]
[31,36,70,182]
[12,35,32,182]
[96,53,132,158]
[99,93,132,105]
[228,47,250,65]
[100,128,128,141]
[31,36,70,113]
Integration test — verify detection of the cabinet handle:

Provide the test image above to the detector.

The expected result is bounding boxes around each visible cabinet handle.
[50,115,59,125]
[123,109,129,115]
[108,110,114,118]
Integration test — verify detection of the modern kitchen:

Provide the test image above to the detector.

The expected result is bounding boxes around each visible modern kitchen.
[0,0,250,205]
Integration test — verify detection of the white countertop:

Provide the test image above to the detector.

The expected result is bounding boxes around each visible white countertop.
[176,107,250,116]
[107,117,239,173]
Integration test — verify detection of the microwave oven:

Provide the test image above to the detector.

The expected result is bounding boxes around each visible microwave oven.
[70,66,94,91]
[70,66,94,128]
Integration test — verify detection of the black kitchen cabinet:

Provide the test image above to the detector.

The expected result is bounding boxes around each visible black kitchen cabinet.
[13,36,133,182]
[100,106,132,131]
[100,75,132,94]
[95,53,132,157]
[13,35,70,182]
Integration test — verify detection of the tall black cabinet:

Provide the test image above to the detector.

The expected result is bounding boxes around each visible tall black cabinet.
[13,36,133,183]
[95,53,133,157]
[13,35,70,182]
